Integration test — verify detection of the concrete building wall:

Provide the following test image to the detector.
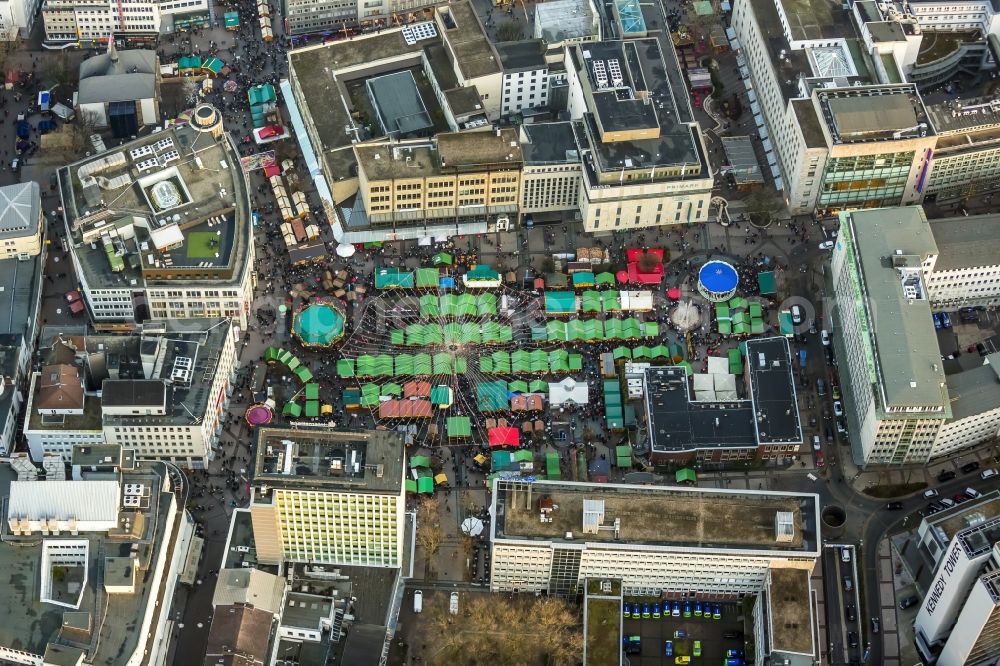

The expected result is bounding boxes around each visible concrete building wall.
[925,262,1000,309]
[932,406,1000,458]
[915,536,989,645]
[501,67,549,116]
[520,164,582,213]
[925,143,1000,203]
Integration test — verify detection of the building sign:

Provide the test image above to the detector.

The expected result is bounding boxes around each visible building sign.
[926,542,964,617]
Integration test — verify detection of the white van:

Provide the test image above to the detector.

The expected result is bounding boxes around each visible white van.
[414,590,423,614]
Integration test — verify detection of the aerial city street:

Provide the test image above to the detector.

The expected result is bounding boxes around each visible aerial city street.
[0,0,998,662]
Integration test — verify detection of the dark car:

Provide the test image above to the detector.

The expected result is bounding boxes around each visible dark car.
[723,631,744,640]
[846,605,856,621]
[939,470,957,482]
[887,501,904,510]
[848,631,858,648]
[825,426,834,442]
[900,595,919,610]
[963,461,981,474]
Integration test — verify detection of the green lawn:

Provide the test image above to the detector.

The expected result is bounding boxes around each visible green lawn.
[187,231,219,258]
[586,598,621,665]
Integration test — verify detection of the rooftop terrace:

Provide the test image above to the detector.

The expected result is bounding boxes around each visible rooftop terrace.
[59,119,251,291]
[253,427,404,494]
[493,479,820,553]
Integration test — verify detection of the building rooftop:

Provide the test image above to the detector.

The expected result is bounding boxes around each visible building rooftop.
[534,0,599,43]
[355,129,522,181]
[520,122,581,164]
[0,461,178,665]
[819,87,932,143]
[58,117,251,292]
[35,364,84,411]
[102,379,165,408]
[366,71,434,137]
[957,515,1000,558]
[916,29,981,65]
[442,86,484,118]
[492,479,820,553]
[0,181,40,241]
[436,2,501,79]
[792,99,827,148]
[927,94,1000,135]
[768,568,814,655]
[645,366,756,453]
[746,337,803,445]
[922,491,1000,553]
[204,604,274,666]
[253,427,404,494]
[945,354,1000,422]
[98,319,233,429]
[495,40,547,72]
[71,444,131,469]
[77,46,157,104]
[843,208,949,410]
[747,0,813,103]
[929,213,1000,272]
[778,0,858,42]
[720,135,764,184]
[572,40,703,173]
[211,569,285,616]
[0,254,42,337]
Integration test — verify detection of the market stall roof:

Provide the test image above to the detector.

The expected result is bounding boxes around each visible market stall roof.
[415,267,439,288]
[595,271,616,286]
[375,268,414,289]
[488,427,520,447]
[224,11,240,27]
[676,468,697,483]
[410,455,431,469]
[549,377,589,405]
[757,271,776,295]
[571,271,595,287]
[545,291,577,314]
[432,252,453,265]
[447,416,471,437]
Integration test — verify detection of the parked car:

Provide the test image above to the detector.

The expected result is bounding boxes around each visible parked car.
[791,304,804,325]
[833,401,844,417]
[623,602,632,618]
[938,470,957,482]
[841,547,851,563]
[940,498,956,508]
[821,330,831,345]
[846,605,856,621]
[712,603,722,620]
[900,595,919,610]
[819,240,834,250]
[887,501,904,510]
[683,601,691,618]
[872,617,881,633]
[652,602,661,619]
[671,600,680,617]
[642,604,650,619]
[933,313,943,329]
[726,649,745,658]
[848,631,858,648]
[673,629,687,639]
[693,641,702,657]
[816,451,825,468]
[923,489,939,499]
[982,468,998,480]
[664,640,673,657]
[812,435,822,451]
[723,631,744,640]
[694,601,703,617]
[962,461,981,474]
[832,384,841,400]
[942,312,952,328]
[966,487,983,500]
[843,576,853,592]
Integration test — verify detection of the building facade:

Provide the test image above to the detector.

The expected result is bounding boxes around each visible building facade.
[489,479,820,596]
[249,428,406,567]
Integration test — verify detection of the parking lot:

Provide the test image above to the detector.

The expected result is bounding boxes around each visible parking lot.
[622,598,748,665]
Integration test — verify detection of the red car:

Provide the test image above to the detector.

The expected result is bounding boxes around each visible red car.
[257,124,284,139]
[815,451,825,468]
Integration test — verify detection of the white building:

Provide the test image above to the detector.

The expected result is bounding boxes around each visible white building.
[564,39,713,231]
[41,0,160,44]
[914,508,1000,665]
[0,0,42,39]
[497,40,550,117]
[249,428,406,567]
[933,354,1000,458]
[489,479,820,596]
[58,105,255,331]
[7,479,120,534]
[923,213,1000,310]
[831,208,949,466]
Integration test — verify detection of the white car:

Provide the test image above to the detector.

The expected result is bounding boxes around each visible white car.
[833,401,844,417]
[819,240,834,250]
[821,330,830,346]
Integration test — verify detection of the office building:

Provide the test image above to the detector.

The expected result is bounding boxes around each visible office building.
[42,0,208,45]
[831,207,950,466]
[0,454,195,666]
[533,0,600,46]
[519,122,583,224]
[565,39,713,230]
[354,129,522,233]
[57,104,256,330]
[25,319,238,468]
[496,40,550,117]
[932,354,1000,458]
[925,96,1000,202]
[75,46,160,136]
[489,478,820,597]
[639,337,802,464]
[923,214,1000,310]
[249,427,406,567]
[913,495,1000,664]
[0,0,42,39]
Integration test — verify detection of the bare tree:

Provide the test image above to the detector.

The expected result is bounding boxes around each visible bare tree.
[415,495,444,559]
[496,22,523,42]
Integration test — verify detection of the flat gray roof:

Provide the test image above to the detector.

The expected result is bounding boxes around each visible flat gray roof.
[0,461,177,664]
[535,0,598,43]
[827,93,918,137]
[493,479,820,554]
[843,208,949,410]
[520,122,580,164]
[721,135,764,184]
[929,214,1000,271]
[778,0,859,41]
[946,353,1000,421]
[495,40,547,71]
[927,95,1000,135]
[366,71,434,137]
[253,427,404,494]
[437,1,501,79]
[0,253,42,338]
